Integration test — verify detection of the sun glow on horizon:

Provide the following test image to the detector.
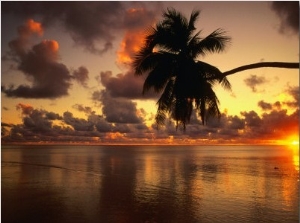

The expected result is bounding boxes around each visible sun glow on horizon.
[288,135,299,146]
[291,140,299,145]
[279,134,299,146]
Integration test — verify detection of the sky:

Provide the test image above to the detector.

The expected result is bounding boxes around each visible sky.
[1,1,299,145]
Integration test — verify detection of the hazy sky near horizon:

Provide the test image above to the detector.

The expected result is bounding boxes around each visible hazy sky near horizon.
[1,1,299,144]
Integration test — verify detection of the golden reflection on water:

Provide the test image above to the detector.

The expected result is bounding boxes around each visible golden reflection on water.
[2,145,299,223]
[291,145,299,172]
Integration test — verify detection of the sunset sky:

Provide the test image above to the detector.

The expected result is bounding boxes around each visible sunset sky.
[1,1,299,145]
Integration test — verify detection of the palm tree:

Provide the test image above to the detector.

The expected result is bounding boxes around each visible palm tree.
[133,8,232,130]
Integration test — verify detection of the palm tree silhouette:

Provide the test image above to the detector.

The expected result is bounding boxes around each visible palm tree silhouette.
[133,8,299,130]
[133,8,231,129]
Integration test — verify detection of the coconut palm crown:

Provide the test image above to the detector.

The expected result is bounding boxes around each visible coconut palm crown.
[133,8,232,130]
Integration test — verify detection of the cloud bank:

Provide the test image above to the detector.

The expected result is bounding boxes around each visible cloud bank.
[2,85,298,144]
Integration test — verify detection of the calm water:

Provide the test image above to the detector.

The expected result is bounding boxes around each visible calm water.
[1,145,299,223]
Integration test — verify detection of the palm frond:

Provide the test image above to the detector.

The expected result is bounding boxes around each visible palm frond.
[172,97,193,130]
[205,92,221,123]
[143,64,174,94]
[187,31,201,58]
[194,28,231,57]
[199,97,206,125]
[188,10,200,31]
[155,79,175,126]
[149,22,182,54]
[196,61,231,90]
[133,51,156,75]
[163,8,188,30]
[218,77,231,91]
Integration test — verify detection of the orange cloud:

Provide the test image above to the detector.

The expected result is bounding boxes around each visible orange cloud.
[18,19,43,38]
[39,40,59,52]
[45,40,59,52]
[105,132,126,140]
[117,30,145,65]
[8,19,44,55]
[36,40,60,61]
[25,19,43,36]
[117,7,156,66]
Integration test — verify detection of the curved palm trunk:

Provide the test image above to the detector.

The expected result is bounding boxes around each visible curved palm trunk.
[222,62,299,77]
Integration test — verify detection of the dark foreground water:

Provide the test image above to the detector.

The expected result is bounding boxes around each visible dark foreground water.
[2,145,299,223]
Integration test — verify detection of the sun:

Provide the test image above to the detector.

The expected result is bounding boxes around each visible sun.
[282,134,299,146]
[287,135,299,147]
[291,140,299,145]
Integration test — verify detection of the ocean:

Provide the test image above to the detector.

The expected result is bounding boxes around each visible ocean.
[1,145,299,223]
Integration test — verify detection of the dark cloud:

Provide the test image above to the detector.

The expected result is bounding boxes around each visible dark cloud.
[1,2,125,54]
[46,111,61,120]
[244,75,268,92]
[1,2,163,55]
[283,85,299,108]
[2,40,72,98]
[227,115,245,130]
[1,2,163,99]
[261,109,298,137]
[7,104,67,142]
[241,110,262,127]
[1,123,13,137]
[1,19,96,99]
[2,20,72,99]
[93,85,149,124]
[273,101,282,110]
[100,90,144,124]
[72,66,89,88]
[93,116,113,133]
[63,111,95,131]
[258,85,299,111]
[2,102,152,143]
[16,103,34,115]
[238,108,298,142]
[72,104,94,115]
[91,90,102,101]
[99,70,158,99]
[258,100,272,110]
[17,104,61,133]
[2,105,298,144]
[271,1,299,34]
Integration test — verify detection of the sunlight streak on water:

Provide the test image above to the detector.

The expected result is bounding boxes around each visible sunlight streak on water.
[291,145,299,172]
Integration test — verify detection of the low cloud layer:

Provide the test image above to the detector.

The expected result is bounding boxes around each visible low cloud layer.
[2,85,298,144]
